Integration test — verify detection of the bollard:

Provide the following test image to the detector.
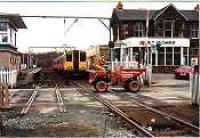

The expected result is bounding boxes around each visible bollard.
[191,65,199,106]
[144,65,152,86]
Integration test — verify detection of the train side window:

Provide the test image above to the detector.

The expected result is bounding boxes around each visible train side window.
[66,53,72,61]
[80,52,86,61]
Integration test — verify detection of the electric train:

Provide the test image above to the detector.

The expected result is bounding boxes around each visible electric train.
[53,50,87,76]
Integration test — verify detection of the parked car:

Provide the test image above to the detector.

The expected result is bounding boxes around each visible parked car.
[174,66,194,80]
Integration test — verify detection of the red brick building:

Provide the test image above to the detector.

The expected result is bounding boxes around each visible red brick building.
[110,3,199,72]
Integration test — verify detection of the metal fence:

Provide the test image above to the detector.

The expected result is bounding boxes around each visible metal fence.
[0,68,17,88]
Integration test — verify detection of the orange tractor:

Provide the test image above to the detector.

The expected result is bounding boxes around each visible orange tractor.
[89,56,145,92]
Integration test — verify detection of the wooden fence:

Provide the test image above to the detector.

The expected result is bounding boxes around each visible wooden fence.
[0,68,17,88]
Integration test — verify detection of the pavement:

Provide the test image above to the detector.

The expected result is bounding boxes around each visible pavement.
[146,73,191,105]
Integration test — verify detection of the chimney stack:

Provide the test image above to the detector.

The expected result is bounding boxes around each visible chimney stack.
[194,4,199,12]
[116,0,123,10]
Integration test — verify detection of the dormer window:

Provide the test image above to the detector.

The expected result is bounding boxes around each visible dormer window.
[164,20,175,38]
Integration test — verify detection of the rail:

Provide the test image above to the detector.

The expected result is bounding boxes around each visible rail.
[108,89,200,134]
[55,85,66,113]
[74,81,154,137]
[20,86,39,115]
[133,99,200,132]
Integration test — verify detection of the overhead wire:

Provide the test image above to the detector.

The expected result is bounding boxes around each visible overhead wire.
[0,0,197,3]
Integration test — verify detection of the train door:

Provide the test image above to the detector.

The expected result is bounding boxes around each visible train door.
[79,51,86,70]
[73,50,79,70]
[65,51,73,70]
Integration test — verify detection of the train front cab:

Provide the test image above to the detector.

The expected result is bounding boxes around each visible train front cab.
[63,50,87,77]
[64,51,73,71]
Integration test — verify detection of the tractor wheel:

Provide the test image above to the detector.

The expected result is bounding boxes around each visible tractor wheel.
[95,80,108,93]
[128,80,141,92]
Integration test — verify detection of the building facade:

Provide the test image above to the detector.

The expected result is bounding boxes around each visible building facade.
[0,13,26,73]
[110,3,199,72]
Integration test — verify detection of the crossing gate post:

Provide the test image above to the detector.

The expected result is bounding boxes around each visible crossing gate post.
[144,65,152,86]
[191,65,199,106]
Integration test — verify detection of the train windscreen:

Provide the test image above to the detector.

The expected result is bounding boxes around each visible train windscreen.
[80,52,86,61]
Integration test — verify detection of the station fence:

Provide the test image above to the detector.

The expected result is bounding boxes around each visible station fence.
[0,68,17,88]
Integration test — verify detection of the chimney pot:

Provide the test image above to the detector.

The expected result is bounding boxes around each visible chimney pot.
[116,0,123,10]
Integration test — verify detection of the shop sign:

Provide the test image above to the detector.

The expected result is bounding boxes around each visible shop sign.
[147,40,175,47]
[147,39,188,47]
[121,37,190,47]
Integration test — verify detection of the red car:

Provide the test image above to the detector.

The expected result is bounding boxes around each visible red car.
[174,66,194,80]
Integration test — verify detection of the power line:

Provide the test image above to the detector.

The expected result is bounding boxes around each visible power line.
[64,18,79,35]
[21,15,110,20]
[0,0,198,3]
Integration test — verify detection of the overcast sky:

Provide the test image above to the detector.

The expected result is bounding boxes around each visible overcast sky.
[0,1,198,53]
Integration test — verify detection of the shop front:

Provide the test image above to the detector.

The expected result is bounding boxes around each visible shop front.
[112,37,190,72]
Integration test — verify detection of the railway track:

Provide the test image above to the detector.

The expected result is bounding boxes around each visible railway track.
[74,81,199,137]
[20,86,39,115]
[55,85,66,113]
[18,84,66,115]
[108,90,200,132]
[74,81,154,137]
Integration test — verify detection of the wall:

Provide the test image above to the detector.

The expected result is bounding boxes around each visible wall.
[0,51,20,74]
